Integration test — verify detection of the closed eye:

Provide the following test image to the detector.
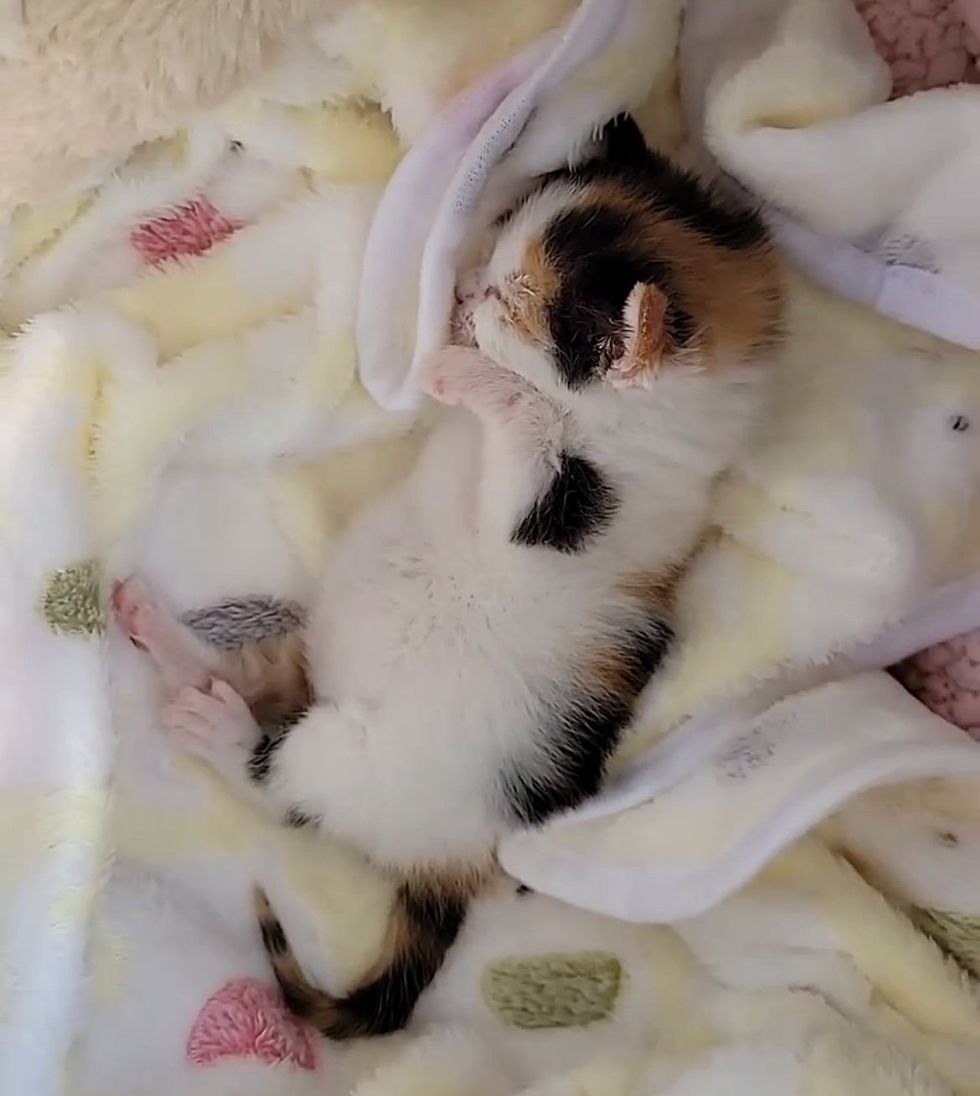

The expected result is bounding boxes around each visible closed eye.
[489,277,548,347]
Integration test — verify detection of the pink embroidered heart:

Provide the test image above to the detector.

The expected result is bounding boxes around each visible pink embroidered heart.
[131,197,242,265]
[187,978,317,1069]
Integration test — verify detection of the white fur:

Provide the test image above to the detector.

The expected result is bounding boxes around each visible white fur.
[130,196,765,874]
[164,341,757,865]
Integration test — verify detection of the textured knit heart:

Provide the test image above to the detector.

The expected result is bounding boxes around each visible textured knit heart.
[131,197,242,265]
[186,978,317,1069]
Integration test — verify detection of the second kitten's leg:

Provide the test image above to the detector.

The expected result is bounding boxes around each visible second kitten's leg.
[420,347,565,539]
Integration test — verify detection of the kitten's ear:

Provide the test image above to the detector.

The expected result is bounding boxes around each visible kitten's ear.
[608,283,669,388]
[601,113,649,169]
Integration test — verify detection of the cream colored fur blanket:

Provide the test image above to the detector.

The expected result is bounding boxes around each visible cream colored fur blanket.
[1,3,979,1095]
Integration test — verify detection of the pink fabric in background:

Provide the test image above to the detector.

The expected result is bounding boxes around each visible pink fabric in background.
[852,1,980,734]
[855,0,980,95]
[186,979,317,1069]
[894,636,980,740]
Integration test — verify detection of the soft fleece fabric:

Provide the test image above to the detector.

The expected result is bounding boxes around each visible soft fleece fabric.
[682,0,980,351]
[856,0,980,94]
[0,2,979,1095]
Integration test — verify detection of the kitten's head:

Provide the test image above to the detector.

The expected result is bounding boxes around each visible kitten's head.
[458,118,782,400]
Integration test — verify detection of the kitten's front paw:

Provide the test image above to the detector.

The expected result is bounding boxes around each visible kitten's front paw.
[418,346,493,406]
[419,347,535,417]
[163,679,258,760]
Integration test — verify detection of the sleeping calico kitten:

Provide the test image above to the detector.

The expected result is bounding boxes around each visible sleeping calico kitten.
[113,117,782,1041]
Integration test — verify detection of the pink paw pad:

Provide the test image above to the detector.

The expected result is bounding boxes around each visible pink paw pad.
[187,978,317,1069]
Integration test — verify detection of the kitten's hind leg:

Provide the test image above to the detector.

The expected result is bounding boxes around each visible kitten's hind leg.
[420,346,566,540]
[164,679,263,782]
[113,576,218,693]
[180,691,475,873]
[113,576,310,723]
[164,686,373,837]
[161,677,297,820]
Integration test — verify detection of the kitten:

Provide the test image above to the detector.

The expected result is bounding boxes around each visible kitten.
[113,116,782,1041]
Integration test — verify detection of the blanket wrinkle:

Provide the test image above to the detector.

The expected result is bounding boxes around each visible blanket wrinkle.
[0,2,978,1094]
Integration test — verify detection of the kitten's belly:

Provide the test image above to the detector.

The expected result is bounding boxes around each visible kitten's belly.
[314,526,540,705]
[310,518,556,867]
[308,422,527,701]
[307,479,590,723]
[301,452,639,864]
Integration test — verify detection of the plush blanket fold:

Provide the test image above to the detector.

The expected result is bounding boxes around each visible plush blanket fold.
[0,2,979,1094]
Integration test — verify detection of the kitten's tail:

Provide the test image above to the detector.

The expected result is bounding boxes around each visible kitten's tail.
[253,878,469,1040]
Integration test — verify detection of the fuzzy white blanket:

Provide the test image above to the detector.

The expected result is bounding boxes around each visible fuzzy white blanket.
[2,2,980,1095]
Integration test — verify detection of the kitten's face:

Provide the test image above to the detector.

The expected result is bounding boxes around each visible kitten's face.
[457,162,781,400]
[461,180,629,397]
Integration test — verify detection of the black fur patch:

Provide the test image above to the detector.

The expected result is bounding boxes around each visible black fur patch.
[259,914,289,955]
[284,806,320,829]
[645,155,766,252]
[579,113,767,253]
[500,617,674,826]
[600,112,651,169]
[250,705,308,785]
[328,882,467,1037]
[248,732,282,784]
[504,113,766,390]
[278,979,315,1019]
[542,205,696,388]
[261,879,468,1039]
[512,452,616,553]
[400,880,468,944]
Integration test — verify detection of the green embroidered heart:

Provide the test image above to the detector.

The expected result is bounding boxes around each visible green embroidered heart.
[41,560,104,636]
[482,952,623,1029]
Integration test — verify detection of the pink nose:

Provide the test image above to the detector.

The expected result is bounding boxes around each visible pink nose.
[484,285,502,302]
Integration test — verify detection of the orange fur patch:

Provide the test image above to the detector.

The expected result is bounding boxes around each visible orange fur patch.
[587,643,644,699]
[359,863,488,983]
[255,861,489,1041]
[563,183,783,369]
[506,238,561,342]
[617,567,681,614]
[214,631,311,726]
[575,569,681,701]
